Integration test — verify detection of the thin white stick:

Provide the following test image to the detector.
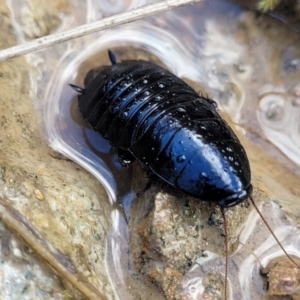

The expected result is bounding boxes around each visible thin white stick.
[0,0,200,61]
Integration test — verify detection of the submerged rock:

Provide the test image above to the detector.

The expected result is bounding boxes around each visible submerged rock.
[261,256,300,296]
[129,164,250,299]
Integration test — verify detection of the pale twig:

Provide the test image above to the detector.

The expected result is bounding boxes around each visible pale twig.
[0,0,200,62]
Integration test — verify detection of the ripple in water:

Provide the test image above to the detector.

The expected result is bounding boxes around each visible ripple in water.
[258,89,300,167]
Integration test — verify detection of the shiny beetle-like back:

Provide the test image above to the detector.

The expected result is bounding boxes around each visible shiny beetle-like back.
[77,52,252,208]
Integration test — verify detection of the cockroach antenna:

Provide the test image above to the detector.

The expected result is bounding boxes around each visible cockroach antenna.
[221,196,300,300]
[220,207,228,300]
[249,196,300,269]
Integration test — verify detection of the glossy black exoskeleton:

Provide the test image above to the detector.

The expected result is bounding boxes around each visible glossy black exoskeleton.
[71,51,252,208]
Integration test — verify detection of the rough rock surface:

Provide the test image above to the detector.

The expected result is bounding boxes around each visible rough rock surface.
[261,256,300,296]
[0,1,113,299]
[129,164,250,300]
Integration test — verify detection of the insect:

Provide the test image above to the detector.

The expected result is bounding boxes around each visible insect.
[71,50,252,208]
[70,50,298,298]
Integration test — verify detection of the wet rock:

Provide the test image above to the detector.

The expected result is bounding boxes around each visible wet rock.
[261,256,300,296]
[20,0,71,39]
[129,187,202,294]
[49,148,71,161]
[174,272,225,300]
[129,164,250,299]
[0,219,73,299]
[148,266,183,300]
[0,0,113,299]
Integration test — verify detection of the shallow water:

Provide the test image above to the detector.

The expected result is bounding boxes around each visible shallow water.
[3,0,300,299]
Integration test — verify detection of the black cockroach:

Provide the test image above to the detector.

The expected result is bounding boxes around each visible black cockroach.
[72,50,252,207]
[70,50,299,298]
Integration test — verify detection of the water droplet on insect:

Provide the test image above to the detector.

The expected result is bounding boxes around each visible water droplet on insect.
[143,79,148,84]
[201,172,208,178]
[120,111,128,119]
[155,95,163,101]
[228,156,234,161]
[226,147,233,152]
[177,107,186,113]
[179,140,183,144]
[109,106,120,114]
[158,83,165,88]
[144,90,150,96]
[176,155,186,163]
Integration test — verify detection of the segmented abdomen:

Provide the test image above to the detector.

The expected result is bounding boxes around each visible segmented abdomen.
[78,60,251,202]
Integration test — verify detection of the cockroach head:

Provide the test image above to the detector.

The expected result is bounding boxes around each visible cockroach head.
[218,184,253,208]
